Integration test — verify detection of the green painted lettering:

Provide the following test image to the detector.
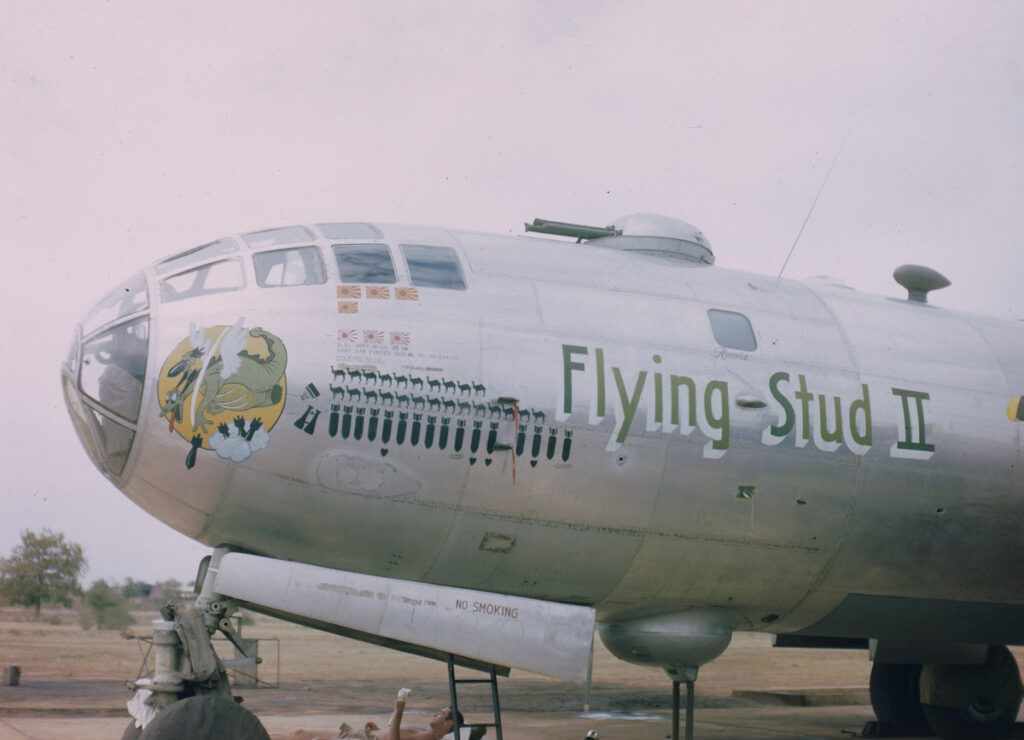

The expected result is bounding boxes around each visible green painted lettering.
[704,380,730,451]
[892,388,934,453]
[670,375,698,428]
[653,354,663,424]
[768,372,794,437]
[849,384,872,447]
[613,367,648,443]
[795,374,813,440]
[818,394,844,444]
[562,345,587,415]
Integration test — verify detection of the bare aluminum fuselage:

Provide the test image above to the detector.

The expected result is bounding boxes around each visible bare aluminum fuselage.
[63,220,1024,649]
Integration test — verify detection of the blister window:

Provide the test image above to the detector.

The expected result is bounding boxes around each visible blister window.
[708,309,757,351]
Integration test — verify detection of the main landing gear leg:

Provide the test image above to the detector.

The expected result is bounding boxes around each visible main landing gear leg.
[667,667,698,740]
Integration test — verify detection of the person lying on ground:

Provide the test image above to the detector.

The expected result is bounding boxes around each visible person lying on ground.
[386,696,464,740]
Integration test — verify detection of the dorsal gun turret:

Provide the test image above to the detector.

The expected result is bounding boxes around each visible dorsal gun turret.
[526,213,713,265]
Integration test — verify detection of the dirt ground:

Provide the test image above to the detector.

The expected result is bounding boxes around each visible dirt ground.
[1,607,1022,739]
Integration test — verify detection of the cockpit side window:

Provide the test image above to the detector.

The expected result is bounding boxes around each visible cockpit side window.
[333,244,397,284]
[708,309,757,351]
[161,259,245,303]
[401,244,466,290]
[253,246,326,287]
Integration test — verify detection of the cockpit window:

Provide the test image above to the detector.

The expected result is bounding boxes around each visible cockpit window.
[317,222,383,240]
[333,244,397,284]
[79,316,148,422]
[401,244,466,290]
[243,225,314,248]
[708,309,757,351]
[81,273,149,336]
[161,259,245,302]
[155,239,239,276]
[253,246,326,287]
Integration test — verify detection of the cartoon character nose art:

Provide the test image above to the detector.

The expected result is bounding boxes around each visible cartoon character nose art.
[157,318,287,468]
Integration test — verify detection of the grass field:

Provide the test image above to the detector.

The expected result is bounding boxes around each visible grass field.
[6,606,1024,739]
[0,605,875,696]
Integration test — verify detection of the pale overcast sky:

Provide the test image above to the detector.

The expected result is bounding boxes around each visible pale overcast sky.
[3,1,1023,585]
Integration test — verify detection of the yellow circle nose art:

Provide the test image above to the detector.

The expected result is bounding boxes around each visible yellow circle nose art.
[157,323,287,456]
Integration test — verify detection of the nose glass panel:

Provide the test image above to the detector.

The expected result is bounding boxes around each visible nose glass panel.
[79,316,149,423]
[81,272,149,336]
[67,272,151,480]
[62,375,103,469]
[63,355,138,478]
[86,404,136,477]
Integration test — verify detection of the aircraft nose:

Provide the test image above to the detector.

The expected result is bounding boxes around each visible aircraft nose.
[61,273,151,481]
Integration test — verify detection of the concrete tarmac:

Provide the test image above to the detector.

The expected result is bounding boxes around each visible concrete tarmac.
[3,679,1024,739]
[0,705,898,740]
[1,682,991,740]
[0,678,886,739]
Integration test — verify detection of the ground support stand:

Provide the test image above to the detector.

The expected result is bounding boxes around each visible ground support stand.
[447,653,503,740]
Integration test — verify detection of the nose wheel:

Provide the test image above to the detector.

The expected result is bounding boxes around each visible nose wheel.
[122,695,268,740]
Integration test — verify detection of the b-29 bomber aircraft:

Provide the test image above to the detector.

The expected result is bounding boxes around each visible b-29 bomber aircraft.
[62,213,1024,739]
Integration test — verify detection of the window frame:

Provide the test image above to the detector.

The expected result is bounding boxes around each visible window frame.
[707,308,757,351]
[159,258,246,303]
[242,225,315,249]
[400,243,467,290]
[332,243,399,285]
[252,245,327,288]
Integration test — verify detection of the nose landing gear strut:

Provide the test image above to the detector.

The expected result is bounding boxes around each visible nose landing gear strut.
[122,600,269,740]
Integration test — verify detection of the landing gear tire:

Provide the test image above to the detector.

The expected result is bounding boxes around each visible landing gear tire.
[137,695,270,740]
[869,662,933,736]
[919,645,1023,740]
[121,720,142,740]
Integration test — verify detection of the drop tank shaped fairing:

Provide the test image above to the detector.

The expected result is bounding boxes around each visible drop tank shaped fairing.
[599,611,733,672]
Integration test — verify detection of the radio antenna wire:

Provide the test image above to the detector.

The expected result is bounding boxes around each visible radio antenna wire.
[777,129,850,283]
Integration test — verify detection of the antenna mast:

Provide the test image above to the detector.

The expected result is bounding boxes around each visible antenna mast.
[777,131,850,282]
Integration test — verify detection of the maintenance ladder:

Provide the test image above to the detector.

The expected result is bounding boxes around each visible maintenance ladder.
[446,654,503,740]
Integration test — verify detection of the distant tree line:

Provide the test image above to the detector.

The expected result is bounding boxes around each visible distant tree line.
[0,529,85,620]
[0,529,192,630]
